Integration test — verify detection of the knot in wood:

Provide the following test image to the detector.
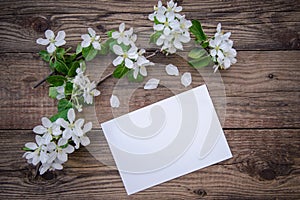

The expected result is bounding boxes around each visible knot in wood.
[31,17,50,33]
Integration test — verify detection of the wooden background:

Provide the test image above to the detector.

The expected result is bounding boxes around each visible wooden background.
[1,0,300,199]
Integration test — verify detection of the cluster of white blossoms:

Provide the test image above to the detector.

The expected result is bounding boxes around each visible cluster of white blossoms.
[23,109,92,174]
[209,23,237,72]
[149,0,192,54]
[112,23,154,79]
[72,67,100,111]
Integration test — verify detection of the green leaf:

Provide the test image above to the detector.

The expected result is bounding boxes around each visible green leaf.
[190,20,207,42]
[68,61,80,77]
[150,31,162,44]
[59,143,69,149]
[54,60,69,75]
[127,69,144,82]
[188,56,212,68]
[39,50,51,62]
[107,29,116,37]
[80,61,86,72]
[56,48,66,60]
[202,41,209,48]
[65,53,77,64]
[113,63,130,78]
[107,38,118,52]
[98,43,109,55]
[22,147,33,151]
[188,48,207,59]
[46,75,67,86]
[64,81,74,95]
[76,44,83,55]
[50,109,69,122]
[82,45,98,61]
[58,99,73,112]
[49,87,58,99]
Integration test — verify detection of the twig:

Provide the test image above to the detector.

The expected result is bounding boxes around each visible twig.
[96,49,160,87]
[32,71,55,89]
[97,72,113,86]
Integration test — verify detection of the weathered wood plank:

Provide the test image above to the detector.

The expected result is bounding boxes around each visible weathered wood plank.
[0,0,299,52]
[0,51,299,129]
[0,129,299,199]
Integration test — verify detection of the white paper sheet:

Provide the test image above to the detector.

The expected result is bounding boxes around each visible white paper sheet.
[101,84,232,195]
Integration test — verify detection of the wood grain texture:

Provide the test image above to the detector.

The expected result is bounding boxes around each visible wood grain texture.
[0,0,299,53]
[0,129,299,199]
[1,51,299,129]
[0,0,300,199]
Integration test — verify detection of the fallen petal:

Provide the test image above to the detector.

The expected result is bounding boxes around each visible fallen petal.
[110,95,120,108]
[181,72,192,87]
[165,64,179,76]
[144,78,160,90]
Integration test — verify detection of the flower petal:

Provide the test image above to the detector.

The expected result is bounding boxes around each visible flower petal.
[52,162,63,170]
[140,66,147,76]
[92,41,101,50]
[68,109,75,123]
[80,136,90,146]
[112,31,120,39]
[33,125,47,134]
[55,31,66,42]
[58,138,67,146]
[47,43,56,53]
[55,39,66,47]
[42,117,52,128]
[83,122,92,133]
[125,58,133,68]
[181,72,192,87]
[25,142,38,150]
[165,64,179,76]
[45,30,54,39]
[75,118,84,129]
[88,28,96,37]
[110,95,120,108]
[144,78,160,90]
[36,38,50,45]
[57,152,68,162]
[113,45,123,56]
[119,22,125,32]
[112,56,123,66]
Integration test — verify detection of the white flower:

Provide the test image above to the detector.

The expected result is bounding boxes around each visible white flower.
[36,30,66,53]
[56,108,84,140]
[166,0,182,19]
[39,158,64,175]
[23,135,48,165]
[81,28,101,50]
[33,117,62,144]
[82,81,100,104]
[56,85,65,100]
[149,1,191,54]
[72,68,100,108]
[112,23,133,46]
[209,23,237,71]
[110,95,120,108]
[132,49,154,79]
[55,138,74,162]
[112,45,138,68]
[71,121,92,149]
[148,1,166,21]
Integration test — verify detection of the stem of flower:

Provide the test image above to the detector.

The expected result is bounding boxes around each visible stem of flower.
[96,49,161,87]
[32,71,55,89]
